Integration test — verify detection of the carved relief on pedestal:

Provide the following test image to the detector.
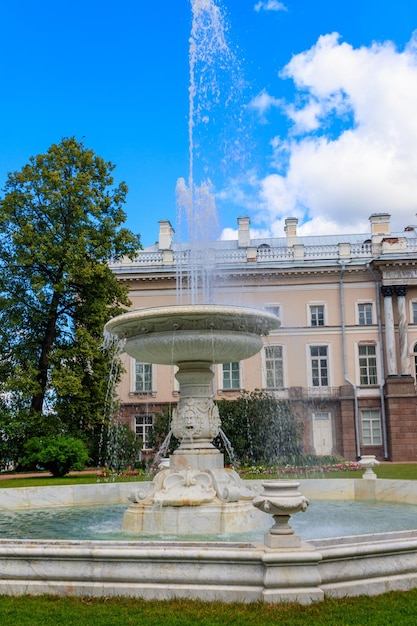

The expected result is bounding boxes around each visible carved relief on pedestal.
[171,397,221,440]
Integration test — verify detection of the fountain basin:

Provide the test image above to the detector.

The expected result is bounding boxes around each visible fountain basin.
[1,479,417,603]
[104,304,280,364]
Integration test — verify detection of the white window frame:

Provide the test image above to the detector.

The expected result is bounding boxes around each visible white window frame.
[413,342,417,381]
[361,409,382,445]
[357,343,378,386]
[410,301,417,324]
[313,411,331,421]
[308,303,326,327]
[263,344,285,390]
[357,302,374,325]
[219,361,242,391]
[135,414,154,450]
[307,344,330,388]
[130,358,156,395]
[264,304,282,328]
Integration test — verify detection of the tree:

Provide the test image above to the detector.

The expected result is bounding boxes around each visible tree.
[0,138,141,461]
[148,391,303,466]
[100,423,144,471]
[215,390,303,465]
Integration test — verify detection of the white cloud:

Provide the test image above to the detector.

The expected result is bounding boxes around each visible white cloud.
[220,227,238,241]
[248,90,282,122]
[249,31,417,235]
[254,1,287,12]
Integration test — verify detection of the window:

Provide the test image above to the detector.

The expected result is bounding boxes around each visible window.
[359,344,378,385]
[310,346,328,387]
[412,302,417,324]
[222,362,240,389]
[135,361,152,392]
[413,343,417,380]
[265,345,284,389]
[265,305,280,319]
[314,411,330,421]
[361,410,382,445]
[310,305,325,326]
[135,414,153,448]
[358,303,373,325]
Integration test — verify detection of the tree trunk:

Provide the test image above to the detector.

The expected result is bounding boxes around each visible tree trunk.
[31,290,61,413]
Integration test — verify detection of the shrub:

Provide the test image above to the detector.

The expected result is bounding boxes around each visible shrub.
[101,423,143,471]
[22,435,90,477]
[215,390,303,464]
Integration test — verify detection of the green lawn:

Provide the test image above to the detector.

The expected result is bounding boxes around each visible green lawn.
[0,472,146,489]
[0,463,416,488]
[238,463,417,481]
[0,591,417,625]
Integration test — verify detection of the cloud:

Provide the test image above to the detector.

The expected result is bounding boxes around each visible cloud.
[244,31,417,236]
[254,1,287,13]
[248,90,283,122]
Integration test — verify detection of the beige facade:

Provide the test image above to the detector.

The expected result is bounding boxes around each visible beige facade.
[110,213,417,462]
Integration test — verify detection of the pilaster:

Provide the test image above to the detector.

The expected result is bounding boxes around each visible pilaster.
[384,376,417,461]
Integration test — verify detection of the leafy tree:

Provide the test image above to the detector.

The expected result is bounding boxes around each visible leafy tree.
[215,390,303,465]
[0,138,140,460]
[148,391,302,466]
[147,406,179,455]
[96,422,143,471]
[22,435,90,477]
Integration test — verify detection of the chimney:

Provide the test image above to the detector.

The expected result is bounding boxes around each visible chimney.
[369,213,390,237]
[285,217,298,245]
[158,220,174,250]
[237,216,250,248]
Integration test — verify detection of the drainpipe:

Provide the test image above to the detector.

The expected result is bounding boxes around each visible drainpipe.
[339,262,361,459]
[366,263,389,459]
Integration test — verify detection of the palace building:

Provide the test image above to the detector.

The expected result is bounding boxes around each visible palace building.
[109,213,417,462]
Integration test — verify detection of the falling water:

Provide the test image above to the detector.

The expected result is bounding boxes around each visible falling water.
[98,332,126,476]
[218,427,237,466]
[176,0,245,304]
[151,430,174,471]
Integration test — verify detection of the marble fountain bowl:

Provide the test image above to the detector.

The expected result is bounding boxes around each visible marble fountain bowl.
[104,304,280,536]
[104,304,280,364]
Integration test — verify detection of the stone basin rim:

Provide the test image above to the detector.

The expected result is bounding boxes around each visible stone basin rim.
[104,304,280,339]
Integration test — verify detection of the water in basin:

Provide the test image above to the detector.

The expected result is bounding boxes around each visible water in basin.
[1,500,416,542]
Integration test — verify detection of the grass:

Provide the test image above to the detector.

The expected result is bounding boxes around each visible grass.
[238,462,417,481]
[0,471,146,489]
[0,465,416,623]
[0,463,416,488]
[1,591,417,625]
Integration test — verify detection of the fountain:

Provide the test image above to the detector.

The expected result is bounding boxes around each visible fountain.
[104,304,280,534]
[1,0,417,605]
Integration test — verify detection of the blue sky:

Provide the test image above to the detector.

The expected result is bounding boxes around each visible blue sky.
[2,0,417,246]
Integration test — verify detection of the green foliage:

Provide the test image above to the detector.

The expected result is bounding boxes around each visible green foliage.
[148,406,180,454]
[21,435,90,477]
[215,390,303,464]
[147,392,302,466]
[0,137,141,453]
[100,423,143,471]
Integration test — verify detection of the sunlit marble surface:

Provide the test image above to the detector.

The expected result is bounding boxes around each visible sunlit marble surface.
[1,478,416,510]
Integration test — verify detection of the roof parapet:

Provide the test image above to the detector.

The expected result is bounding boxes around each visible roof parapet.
[285,217,298,245]
[158,220,175,250]
[369,213,390,238]
[237,216,251,248]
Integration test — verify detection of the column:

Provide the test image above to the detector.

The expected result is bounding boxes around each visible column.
[395,285,410,376]
[381,285,397,376]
